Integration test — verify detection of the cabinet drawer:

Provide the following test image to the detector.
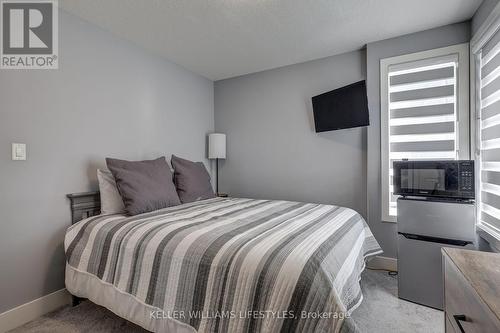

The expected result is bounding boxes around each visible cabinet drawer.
[444,257,500,333]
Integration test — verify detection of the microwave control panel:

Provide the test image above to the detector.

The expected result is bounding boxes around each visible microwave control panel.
[459,162,474,194]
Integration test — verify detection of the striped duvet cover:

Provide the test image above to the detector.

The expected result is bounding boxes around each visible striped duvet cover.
[65,197,381,333]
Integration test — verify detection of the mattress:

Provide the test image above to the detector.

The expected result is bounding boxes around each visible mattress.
[65,197,381,333]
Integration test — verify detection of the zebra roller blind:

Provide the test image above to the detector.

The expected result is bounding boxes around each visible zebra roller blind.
[478,29,500,239]
[380,44,469,222]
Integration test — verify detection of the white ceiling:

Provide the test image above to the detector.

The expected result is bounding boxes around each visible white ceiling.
[60,0,482,81]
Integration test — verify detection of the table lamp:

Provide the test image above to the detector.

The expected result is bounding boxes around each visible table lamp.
[208,133,226,195]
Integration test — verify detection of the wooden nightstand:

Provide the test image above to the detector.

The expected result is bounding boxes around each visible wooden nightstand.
[442,248,500,332]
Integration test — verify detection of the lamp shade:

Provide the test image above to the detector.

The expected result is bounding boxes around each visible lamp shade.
[208,133,226,159]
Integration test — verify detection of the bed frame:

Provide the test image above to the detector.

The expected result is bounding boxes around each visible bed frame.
[66,191,101,306]
[67,191,101,225]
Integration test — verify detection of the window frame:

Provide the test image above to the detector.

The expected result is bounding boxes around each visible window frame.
[471,3,500,249]
[380,43,470,223]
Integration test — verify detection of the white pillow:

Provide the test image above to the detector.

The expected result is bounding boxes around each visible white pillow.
[97,169,126,215]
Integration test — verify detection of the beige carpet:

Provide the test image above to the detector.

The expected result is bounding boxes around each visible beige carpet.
[8,270,443,333]
[354,269,443,332]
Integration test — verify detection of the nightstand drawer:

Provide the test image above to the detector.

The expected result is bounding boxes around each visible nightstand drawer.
[444,256,500,333]
[445,315,457,333]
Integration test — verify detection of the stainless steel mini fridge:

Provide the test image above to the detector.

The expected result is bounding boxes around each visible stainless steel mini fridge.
[397,198,476,310]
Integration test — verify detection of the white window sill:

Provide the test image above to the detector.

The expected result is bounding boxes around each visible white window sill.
[477,224,500,253]
[381,215,397,223]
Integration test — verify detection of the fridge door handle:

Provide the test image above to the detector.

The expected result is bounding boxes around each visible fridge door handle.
[398,232,472,247]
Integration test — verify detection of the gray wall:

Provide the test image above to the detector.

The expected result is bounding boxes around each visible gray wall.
[366,22,470,258]
[0,10,214,313]
[472,0,500,36]
[214,50,367,216]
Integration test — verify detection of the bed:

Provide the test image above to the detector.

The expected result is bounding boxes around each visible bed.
[65,193,381,333]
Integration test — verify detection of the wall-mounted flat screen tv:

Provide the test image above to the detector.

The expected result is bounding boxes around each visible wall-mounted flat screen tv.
[312,80,369,132]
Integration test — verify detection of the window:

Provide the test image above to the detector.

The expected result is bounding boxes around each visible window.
[473,24,500,242]
[380,44,470,222]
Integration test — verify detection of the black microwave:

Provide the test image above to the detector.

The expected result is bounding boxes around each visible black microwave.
[393,160,475,200]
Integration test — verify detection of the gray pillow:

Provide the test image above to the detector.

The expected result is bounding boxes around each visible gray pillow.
[97,169,126,215]
[106,157,181,216]
[171,155,215,203]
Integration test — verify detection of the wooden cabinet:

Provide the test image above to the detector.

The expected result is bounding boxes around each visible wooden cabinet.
[442,248,500,333]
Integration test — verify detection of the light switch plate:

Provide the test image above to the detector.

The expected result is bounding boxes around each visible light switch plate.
[12,143,26,160]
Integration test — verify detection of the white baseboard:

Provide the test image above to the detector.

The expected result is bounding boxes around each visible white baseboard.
[0,289,71,333]
[366,255,398,272]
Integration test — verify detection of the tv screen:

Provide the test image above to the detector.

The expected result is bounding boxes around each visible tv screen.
[312,80,369,132]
